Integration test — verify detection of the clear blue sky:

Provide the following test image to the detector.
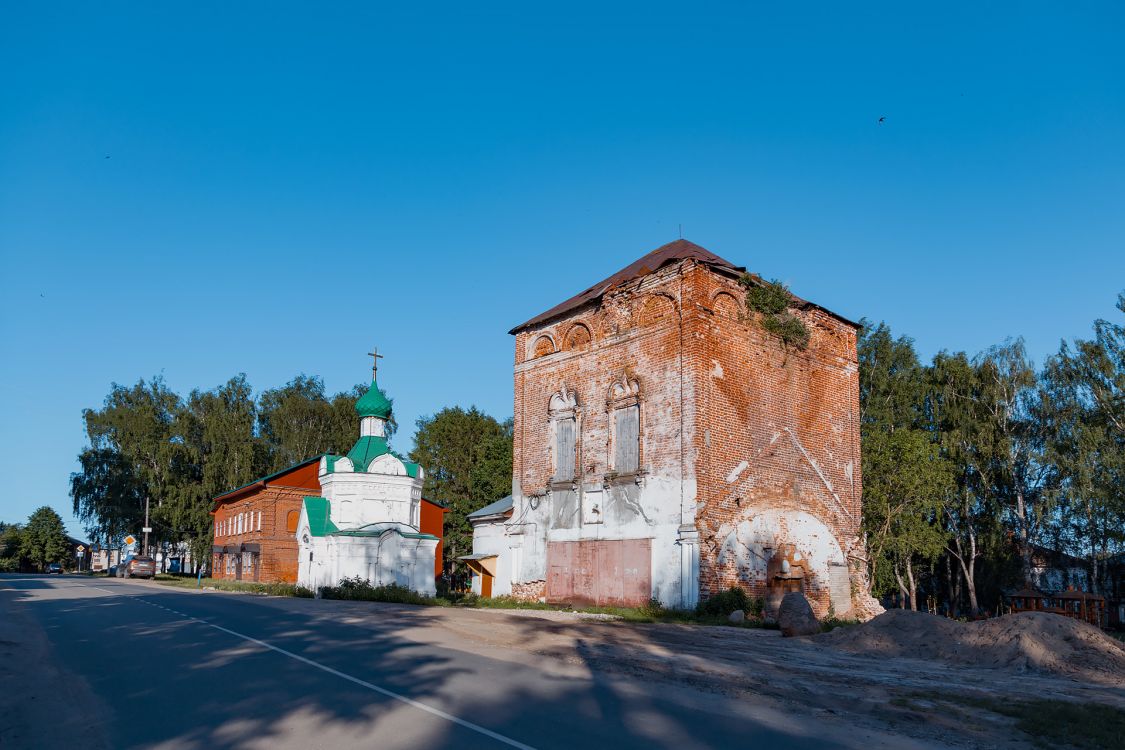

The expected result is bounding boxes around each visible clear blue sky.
[2,2,1123,537]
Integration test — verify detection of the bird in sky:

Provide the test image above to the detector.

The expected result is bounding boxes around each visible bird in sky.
[878,116,886,124]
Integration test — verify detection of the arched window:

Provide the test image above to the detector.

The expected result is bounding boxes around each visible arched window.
[563,323,592,352]
[286,510,300,533]
[713,291,740,320]
[531,335,556,359]
[637,294,675,327]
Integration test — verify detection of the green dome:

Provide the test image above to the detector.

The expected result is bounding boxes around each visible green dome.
[355,378,393,418]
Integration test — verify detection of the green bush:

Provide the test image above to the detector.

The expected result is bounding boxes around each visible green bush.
[320,577,438,606]
[696,586,761,618]
[739,275,810,350]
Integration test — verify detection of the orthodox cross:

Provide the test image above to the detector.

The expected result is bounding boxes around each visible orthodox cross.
[367,346,384,379]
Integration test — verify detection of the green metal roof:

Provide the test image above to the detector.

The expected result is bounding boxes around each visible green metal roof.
[302,496,339,537]
[345,435,390,472]
[330,522,438,540]
[355,378,393,418]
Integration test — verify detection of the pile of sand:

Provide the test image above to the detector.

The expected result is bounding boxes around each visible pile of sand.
[821,610,1125,685]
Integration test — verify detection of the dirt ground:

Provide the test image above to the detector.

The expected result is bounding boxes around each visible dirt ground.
[248,594,1125,749]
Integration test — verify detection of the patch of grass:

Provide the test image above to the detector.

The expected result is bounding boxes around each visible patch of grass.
[154,573,781,629]
[154,575,313,598]
[895,691,1125,750]
[820,616,861,633]
[320,578,438,605]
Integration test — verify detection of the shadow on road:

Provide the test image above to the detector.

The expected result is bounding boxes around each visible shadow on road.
[1,576,850,750]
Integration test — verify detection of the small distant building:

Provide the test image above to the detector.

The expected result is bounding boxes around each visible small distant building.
[295,359,440,595]
[464,496,515,598]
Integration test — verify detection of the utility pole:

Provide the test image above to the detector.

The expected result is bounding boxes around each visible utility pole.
[143,497,151,557]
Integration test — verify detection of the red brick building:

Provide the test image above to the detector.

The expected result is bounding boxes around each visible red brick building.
[478,239,879,617]
[212,456,446,583]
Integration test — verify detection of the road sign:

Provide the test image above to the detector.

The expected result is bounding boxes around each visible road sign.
[76,545,85,553]
[77,550,85,558]
[142,527,152,533]
[124,535,137,546]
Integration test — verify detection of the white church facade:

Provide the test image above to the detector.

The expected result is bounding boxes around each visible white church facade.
[296,357,439,595]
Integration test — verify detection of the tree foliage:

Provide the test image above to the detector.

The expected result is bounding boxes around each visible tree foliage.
[0,523,27,572]
[70,372,374,570]
[409,407,513,565]
[21,506,70,571]
[860,292,1125,615]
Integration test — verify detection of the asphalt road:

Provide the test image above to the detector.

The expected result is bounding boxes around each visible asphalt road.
[0,574,882,750]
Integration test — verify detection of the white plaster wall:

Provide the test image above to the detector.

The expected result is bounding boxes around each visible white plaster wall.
[321,473,422,529]
[297,528,436,595]
[715,508,848,612]
[505,475,699,608]
[470,519,513,597]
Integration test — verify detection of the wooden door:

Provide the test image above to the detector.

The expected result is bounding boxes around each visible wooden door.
[481,573,493,598]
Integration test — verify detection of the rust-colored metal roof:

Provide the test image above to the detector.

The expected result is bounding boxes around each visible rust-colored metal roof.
[509,239,743,334]
[509,238,858,333]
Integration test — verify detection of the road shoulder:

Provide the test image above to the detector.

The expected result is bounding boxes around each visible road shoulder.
[0,578,112,750]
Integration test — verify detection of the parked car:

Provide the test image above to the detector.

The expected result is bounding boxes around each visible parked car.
[46,563,62,574]
[123,556,156,579]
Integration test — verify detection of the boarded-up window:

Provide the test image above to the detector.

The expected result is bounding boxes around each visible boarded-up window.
[286,510,300,533]
[614,406,639,473]
[555,418,576,480]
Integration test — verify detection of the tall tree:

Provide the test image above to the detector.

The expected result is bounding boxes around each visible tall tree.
[410,407,513,565]
[168,375,262,564]
[21,507,70,571]
[0,524,27,572]
[79,377,184,552]
[974,340,1051,585]
[859,322,952,608]
[258,375,336,471]
[1042,292,1125,592]
[71,447,147,546]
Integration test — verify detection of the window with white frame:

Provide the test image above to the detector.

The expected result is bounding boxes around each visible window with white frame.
[548,385,579,482]
[607,371,642,475]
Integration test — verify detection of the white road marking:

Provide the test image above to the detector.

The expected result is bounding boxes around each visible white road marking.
[84,580,536,750]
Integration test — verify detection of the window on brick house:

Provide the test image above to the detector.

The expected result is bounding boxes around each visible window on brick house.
[555,417,576,480]
[613,405,639,474]
[548,385,579,482]
[257,511,262,531]
[607,371,642,475]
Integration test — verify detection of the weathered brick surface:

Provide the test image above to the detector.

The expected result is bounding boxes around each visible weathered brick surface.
[212,485,309,583]
[511,250,877,616]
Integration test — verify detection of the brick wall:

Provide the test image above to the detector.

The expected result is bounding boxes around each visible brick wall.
[511,255,876,616]
[212,485,308,584]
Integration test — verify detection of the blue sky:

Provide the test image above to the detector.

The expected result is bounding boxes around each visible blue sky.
[2,2,1123,537]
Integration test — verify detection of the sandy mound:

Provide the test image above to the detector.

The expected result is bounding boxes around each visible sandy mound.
[821,610,1125,685]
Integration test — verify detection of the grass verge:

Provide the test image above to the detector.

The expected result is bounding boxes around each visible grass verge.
[154,574,313,598]
[155,576,798,630]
